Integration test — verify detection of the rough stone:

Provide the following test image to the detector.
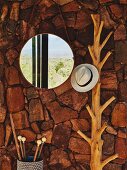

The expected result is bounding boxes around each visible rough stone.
[58,89,88,111]
[109,4,123,19]
[5,66,20,85]
[74,154,90,164]
[99,0,112,3]
[20,129,36,142]
[52,124,71,149]
[0,106,6,123]
[31,122,40,134]
[120,0,127,4]
[7,87,25,112]
[64,12,76,28]
[0,124,4,147]
[47,101,78,124]
[119,81,127,101]
[101,71,118,90]
[124,65,127,80]
[0,81,4,105]
[52,15,64,29]
[0,51,4,64]
[1,155,12,170]
[103,163,122,170]
[6,49,18,65]
[62,1,80,12]
[41,120,54,131]
[114,25,126,41]
[118,130,126,139]
[26,87,39,100]
[75,10,92,30]
[115,137,127,159]
[69,137,90,154]
[21,0,35,9]
[106,126,117,135]
[55,0,73,5]
[112,102,127,127]
[78,0,98,10]
[5,124,12,147]
[41,129,53,143]
[71,119,90,131]
[103,134,115,155]
[49,149,71,168]
[40,89,56,104]
[12,110,29,129]
[29,99,44,122]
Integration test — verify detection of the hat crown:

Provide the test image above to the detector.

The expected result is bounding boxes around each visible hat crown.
[75,66,91,86]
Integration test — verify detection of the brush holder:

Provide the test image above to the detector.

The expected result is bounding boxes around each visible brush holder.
[17,156,43,170]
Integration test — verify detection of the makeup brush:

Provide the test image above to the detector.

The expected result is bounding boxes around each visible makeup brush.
[22,137,26,160]
[33,140,42,162]
[18,135,24,159]
[37,137,47,160]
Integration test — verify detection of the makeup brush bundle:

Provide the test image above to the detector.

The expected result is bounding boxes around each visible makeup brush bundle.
[10,113,45,170]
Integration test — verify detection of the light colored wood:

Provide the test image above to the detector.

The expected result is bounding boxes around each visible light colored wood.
[18,136,24,159]
[10,114,21,160]
[76,14,118,170]
[34,140,42,162]
[22,137,26,160]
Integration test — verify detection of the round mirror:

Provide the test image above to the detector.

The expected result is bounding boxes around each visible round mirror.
[20,34,74,89]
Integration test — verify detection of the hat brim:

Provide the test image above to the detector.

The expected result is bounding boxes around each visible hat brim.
[71,64,99,92]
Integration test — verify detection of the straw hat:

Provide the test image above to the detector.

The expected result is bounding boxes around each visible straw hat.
[71,64,99,92]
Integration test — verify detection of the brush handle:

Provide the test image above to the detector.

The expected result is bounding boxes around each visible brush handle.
[37,143,44,160]
[34,145,40,162]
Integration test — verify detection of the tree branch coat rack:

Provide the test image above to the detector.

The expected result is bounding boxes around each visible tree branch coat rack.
[76,14,118,170]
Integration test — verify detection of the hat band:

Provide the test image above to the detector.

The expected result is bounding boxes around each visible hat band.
[76,68,93,87]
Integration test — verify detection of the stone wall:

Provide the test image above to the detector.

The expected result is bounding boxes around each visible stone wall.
[0,0,126,170]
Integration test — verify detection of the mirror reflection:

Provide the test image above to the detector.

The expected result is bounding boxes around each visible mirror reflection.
[20,34,74,89]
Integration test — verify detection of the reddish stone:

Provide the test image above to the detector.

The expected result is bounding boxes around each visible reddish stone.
[78,0,98,10]
[62,1,80,12]
[0,51,4,64]
[7,87,25,112]
[1,155,12,170]
[115,137,126,159]
[124,65,127,80]
[31,122,40,134]
[5,66,20,85]
[0,81,4,105]
[47,101,78,124]
[112,102,127,127]
[40,89,56,104]
[29,99,44,122]
[52,124,71,149]
[20,129,36,142]
[52,15,64,29]
[21,0,35,9]
[64,12,76,28]
[120,0,127,4]
[103,163,122,170]
[80,109,91,119]
[69,137,90,154]
[74,154,90,164]
[49,149,71,168]
[71,119,90,131]
[0,106,6,123]
[26,87,39,100]
[75,10,92,29]
[58,89,88,111]
[114,25,126,41]
[99,0,112,3]
[101,71,118,90]
[41,120,54,131]
[12,110,29,129]
[6,49,18,65]
[55,0,73,5]
[5,124,12,147]
[106,126,117,135]
[118,130,126,139]
[38,0,55,7]
[109,4,123,18]
[41,129,53,143]
[103,134,115,155]
[119,81,127,101]
[0,124,4,147]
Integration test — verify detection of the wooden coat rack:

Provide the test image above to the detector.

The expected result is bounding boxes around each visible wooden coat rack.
[77,14,118,170]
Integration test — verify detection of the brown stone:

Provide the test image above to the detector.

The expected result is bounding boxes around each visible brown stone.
[41,130,53,143]
[111,102,127,127]
[119,81,127,101]
[0,106,6,123]
[0,124,4,147]
[101,71,118,90]
[71,119,90,132]
[29,99,44,122]
[103,163,122,170]
[0,51,4,64]
[62,1,80,12]
[40,89,56,104]
[74,154,90,164]
[78,0,98,10]
[124,65,127,80]
[47,101,78,124]
[6,49,18,65]
[0,81,4,105]
[55,0,73,5]
[118,130,126,139]
[80,109,91,119]
[106,126,117,135]
[21,0,35,9]
[75,10,92,30]
[115,137,127,159]
[7,87,25,112]
[10,2,20,21]
[41,120,54,131]
[12,110,29,129]
[26,87,39,100]
[49,149,71,168]
[31,122,40,134]
[5,66,20,85]
[1,155,12,170]
[52,15,64,29]
[58,89,88,112]
[103,134,115,155]
[64,12,76,28]
[5,124,12,147]
[120,0,127,4]
[20,129,36,142]
[109,4,123,18]
[114,25,126,41]
[69,137,90,154]
[99,0,112,3]
[52,124,71,149]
